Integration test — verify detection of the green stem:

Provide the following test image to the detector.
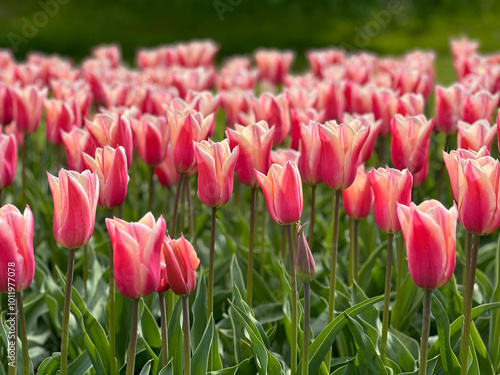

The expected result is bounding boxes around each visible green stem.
[109,244,116,375]
[259,196,266,277]
[186,176,195,238]
[148,166,154,213]
[159,292,169,368]
[419,289,433,375]
[459,234,480,375]
[126,298,140,375]
[308,185,316,248]
[246,187,258,307]
[166,290,174,325]
[208,207,217,319]
[280,225,286,260]
[325,190,341,372]
[286,224,298,375]
[490,236,500,370]
[380,232,394,362]
[171,173,184,237]
[463,231,473,294]
[16,292,29,375]
[60,248,76,375]
[83,244,88,298]
[396,234,405,298]
[302,283,311,375]
[348,218,358,286]
[182,296,191,375]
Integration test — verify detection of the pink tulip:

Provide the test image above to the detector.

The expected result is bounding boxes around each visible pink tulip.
[315,81,345,122]
[435,84,467,134]
[443,147,490,202]
[456,157,500,235]
[271,148,300,166]
[372,87,398,136]
[371,167,413,233]
[47,169,99,249]
[307,48,345,77]
[226,121,274,187]
[391,114,433,174]
[92,44,121,68]
[0,83,14,125]
[349,83,374,115]
[461,90,499,124]
[289,107,323,150]
[451,37,479,60]
[297,122,322,185]
[413,156,429,188]
[457,119,496,152]
[397,200,457,289]
[397,93,425,117]
[61,126,97,172]
[106,213,166,299]
[135,114,169,166]
[154,153,179,188]
[343,165,373,220]
[163,234,200,296]
[156,247,170,294]
[45,99,75,145]
[0,204,34,292]
[254,49,294,85]
[343,113,382,163]
[12,85,48,134]
[0,134,17,189]
[83,146,129,209]
[318,120,369,190]
[255,160,303,225]
[177,40,219,68]
[194,139,239,207]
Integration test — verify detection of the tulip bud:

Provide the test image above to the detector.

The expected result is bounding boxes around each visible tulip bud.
[461,90,499,124]
[254,48,294,85]
[106,213,166,299]
[0,204,34,292]
[255,160,303,225]
[298,121,322,186]
[47,169,99,249]
[343,165,373,220]
[0,83,14,126]
[271,148,300,166]
[163,234,200,296]
[45,99,76,145]
[12,85,48,135]
[154,153,179,188]
[295,224,315,283]
[397,200,457,289]
[61,126,97,172]
[0,134,17,189]
[457,119,496,152]
[135,114,169,166]
[435,84,466,134]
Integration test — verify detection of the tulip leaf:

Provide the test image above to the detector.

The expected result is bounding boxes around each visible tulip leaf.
[391,274,423,331]
[67,351,93,375]
[470,322,495,375]
[431,294,460,375]
[398,355,439,374]
[230,254,247,301]
[192,274,208,349]
[207,357,257,375]
[114,290,133,366]
[158,360,173,375]
[36,353,61,375]
[191,316,215,375]
[138,358,154,375]
[140,300,162,349]
[167,297,184,375]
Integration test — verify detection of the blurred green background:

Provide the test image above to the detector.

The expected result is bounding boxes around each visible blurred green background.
[0,0,499,84]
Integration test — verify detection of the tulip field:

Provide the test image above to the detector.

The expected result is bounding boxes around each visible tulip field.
[2,38,500,375]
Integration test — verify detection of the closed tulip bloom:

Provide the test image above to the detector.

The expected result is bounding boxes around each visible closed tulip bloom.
[461,90,499,124]
[61,126,97,172]
[163,234,200,296]
[0,204,34,292]
[319,120,369,190]
[254,48,294,85]
[0,83,14,125]
[457,157,500,236]
[156,248,170,294]
[443,147,490,202]
[194,139,239,207]
[47,169,99,249]
[413,156,429,188]
[372,87,398,136]
[45,99,75,145]
[12,85,48,134]
[226,121,274,187]
[271,148,300,166]
[391,114,433,174]
[457,119,496,152]
[397,93,425,117]
[106,213,166,299]
[371,167,413,233]
[83,146,129,209]
[343,113,382,163]
[255,160,303,225]
[0,134,17,189]
[315,81,345,122]
[435,84,466,134]
[154,153,179,188]
[343,165,373,220]
[296,224,315,283]
[397,200,457,289]
[135,114,169,166]
[297,121,322,185]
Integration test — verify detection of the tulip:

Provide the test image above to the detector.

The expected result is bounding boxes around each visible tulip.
[271,148,300,166]
[435,84,466,134]
[135,114,169,166]
[61,126,97,172]
[45,99,76,145]
[372,87,398,136]
[391,114,433,174]
[154,153,179,188]
[0,204,34,375]
[226,121,274,187]
[297,121,322,186]
[254,48,294,85]
[397,200,457,375]
[343,165,373,220]
[315,81,345,122]
[457,119,496,152]
[83,146,129,209]
[318,120,369,190]
[0,83,14,126]
[177,39,219,68]
[156,247,170,367]
[12,85,48,135]
[461,90,499,124]
[343,113,382,164]
[0,134,17,191]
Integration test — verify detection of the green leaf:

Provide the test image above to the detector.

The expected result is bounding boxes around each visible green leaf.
[431,294,460,375]
[36,353,61,375]
[138,358,154,375]
[470,322,495,375]
[391,274,423,331]
[192,274,208,349]
[230,255,247,301]
[140,301,162,349]
[158,360,173,375]
[67,351,93,375]
[191,316,215,375]
[167,297,184,375]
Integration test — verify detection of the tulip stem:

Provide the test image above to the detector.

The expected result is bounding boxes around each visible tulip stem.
[16,293,29,375]
[463,231,473,293]
[185,176,195,238]
[259,197,266,277]
[280,226,286,260]
[7,292,17,375]
[208,206,217,320]
[419,289,432,375]
[148,166,154,213]
[459,234,480,375]
[60,248,76,375]
[109,243,116,375]
[246,187,258,307]
[83,244,88,298]
[325,189,341,372]
[348,218,358,286]
[126,298,140,375]
[286,224,298,375]
[21,138,27,206]
[380,232,394,362]
[308,185,316,248]
[302,282,311,375]
[166,290,174,324]
[182,296,191,375]
[159,292,169,367]
[171,173,185,237]
[396,234,405,298]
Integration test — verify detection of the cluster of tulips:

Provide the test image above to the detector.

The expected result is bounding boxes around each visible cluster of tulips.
[1,36,500,375]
